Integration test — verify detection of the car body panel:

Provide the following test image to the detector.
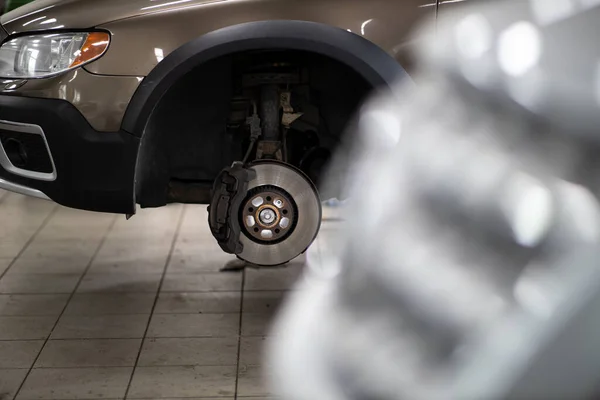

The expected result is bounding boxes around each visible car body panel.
[6,70,143,132]
[1,0,248,33]
[89,0,434,76]
[2,0,435,77]
[0,95,139,213]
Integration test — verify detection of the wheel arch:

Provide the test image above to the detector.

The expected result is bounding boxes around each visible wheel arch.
[121,20,410,137]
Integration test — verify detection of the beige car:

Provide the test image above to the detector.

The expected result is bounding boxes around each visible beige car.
[0,0,458,266]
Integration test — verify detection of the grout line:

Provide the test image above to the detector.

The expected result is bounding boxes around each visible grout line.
[20,364,242,370]
[2,311,252,317]
[10,397,245,400]
[0,334,274,342]
[131,398,235,400]
[160,289,286,293]
[123,204,186,400]
[0,292,77,296]
[0,293,72,296]
[1,288,291,295]
[0,204,59,283]
[234,268,246,400]
[10,397,241,400]
[11,213,119,400]
[2,312,242,317]
[131,398,241,400]
[7,398,125,400]
[19,366,134,370]
[10,397,235,400]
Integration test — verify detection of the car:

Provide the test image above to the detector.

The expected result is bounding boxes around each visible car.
[0,0,450,266]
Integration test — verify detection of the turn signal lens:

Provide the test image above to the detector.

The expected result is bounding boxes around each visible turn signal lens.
[70,32,111,68]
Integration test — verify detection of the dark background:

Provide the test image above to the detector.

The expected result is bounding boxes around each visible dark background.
[1,0,34,14]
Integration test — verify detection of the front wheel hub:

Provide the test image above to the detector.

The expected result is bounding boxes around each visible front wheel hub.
[209,161,322,266]
[259,208,277,225]
[241,186,298,244]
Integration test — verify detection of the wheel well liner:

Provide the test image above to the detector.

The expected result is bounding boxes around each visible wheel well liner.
[121,20,409,137]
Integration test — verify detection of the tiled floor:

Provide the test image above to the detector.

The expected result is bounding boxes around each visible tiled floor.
[0,189,335,400]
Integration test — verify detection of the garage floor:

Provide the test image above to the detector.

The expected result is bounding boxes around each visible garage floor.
[0,189,337,400]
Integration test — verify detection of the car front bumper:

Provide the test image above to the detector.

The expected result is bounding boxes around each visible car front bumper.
[0,95,140,214]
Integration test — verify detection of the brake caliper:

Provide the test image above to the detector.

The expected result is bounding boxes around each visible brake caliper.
[208,162,256,255]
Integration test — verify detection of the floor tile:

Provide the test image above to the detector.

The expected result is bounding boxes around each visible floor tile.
[20,240,99,260]
[64,293,155,316]
[138,337,238,367]
[241,314,277,337]
[130,398,234,400]
[101,225,177,242]
[89,254,167,274]
[35,339,142,368]
[174,234,220,251]
[0,294,69,316]
[237,398,279,400]
[77,273,162,293]
[51,315,150,339]
[178,205,209,228]
[242,292,286,314]
[112,204,181,231]
[244,267,303,291]
[17,367,132,399]
[147,314,239,338]
[128,366,236,398]
[162,273,242,292]
[107,230,177,244]
[0,340,44,368]
[240,337,272,367]
[0,199,302,399]
[0,274,81,294]
[0,240,29,260]
[0,200,55,259]
[154,292,241,314]
[237,365,275,398]
[167,249,234,273]
[43,206,113,230]
[94,244,171,263]
[36,228,109,242]
[0,316,56,340]
[8,255,91,274]
[0,369,29,400]
[0,258,12,276]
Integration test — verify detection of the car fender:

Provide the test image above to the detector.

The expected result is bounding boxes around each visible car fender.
[121,20,410,136]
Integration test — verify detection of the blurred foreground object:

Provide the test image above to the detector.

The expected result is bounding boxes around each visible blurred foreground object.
[268,1,600,399]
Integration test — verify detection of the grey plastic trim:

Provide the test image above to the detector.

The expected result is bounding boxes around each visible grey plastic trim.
[0,176,50,200]
[0,119,57,181]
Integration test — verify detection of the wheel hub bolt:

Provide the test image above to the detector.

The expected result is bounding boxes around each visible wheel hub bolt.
[259,209,276,225]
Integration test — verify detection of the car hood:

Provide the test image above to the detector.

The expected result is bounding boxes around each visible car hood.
[1,0,226,34]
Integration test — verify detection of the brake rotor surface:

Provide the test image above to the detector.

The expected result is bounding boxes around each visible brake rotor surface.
[238,162,322,266]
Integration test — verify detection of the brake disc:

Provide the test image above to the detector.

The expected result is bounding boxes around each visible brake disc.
[209,161,322,266]
[239,161,321,266]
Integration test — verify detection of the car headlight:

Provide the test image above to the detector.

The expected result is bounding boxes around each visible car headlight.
[0,32,110,79]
